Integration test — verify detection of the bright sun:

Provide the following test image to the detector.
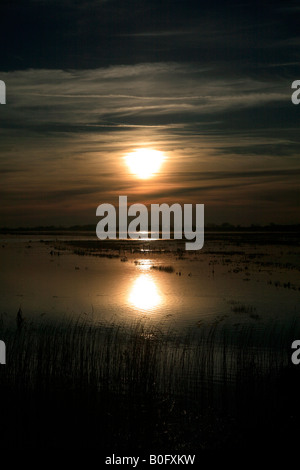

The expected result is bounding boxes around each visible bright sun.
[125,148,165,179]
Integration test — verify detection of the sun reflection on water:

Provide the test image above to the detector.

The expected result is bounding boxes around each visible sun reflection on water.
[134,259,153,271]
[128,274,161,312]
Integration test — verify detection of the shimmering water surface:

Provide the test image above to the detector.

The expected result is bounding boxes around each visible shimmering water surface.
[1,233,300,333]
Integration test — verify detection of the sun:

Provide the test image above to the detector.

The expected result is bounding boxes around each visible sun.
[125,148,165,179]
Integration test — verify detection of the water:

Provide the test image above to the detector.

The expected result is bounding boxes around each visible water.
[0,233,300,334]
[1,232,300,450]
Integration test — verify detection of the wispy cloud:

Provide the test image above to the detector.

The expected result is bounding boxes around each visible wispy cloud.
[0,64,290,132]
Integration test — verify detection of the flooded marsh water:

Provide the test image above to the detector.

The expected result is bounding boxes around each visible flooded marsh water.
[0,231,299,335]
[1,231,300,450]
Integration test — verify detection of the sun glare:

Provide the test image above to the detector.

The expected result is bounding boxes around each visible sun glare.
[125,148,165,179]
[128,275,161,311]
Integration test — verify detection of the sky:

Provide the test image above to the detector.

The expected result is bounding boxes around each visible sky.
[0,0,299,227]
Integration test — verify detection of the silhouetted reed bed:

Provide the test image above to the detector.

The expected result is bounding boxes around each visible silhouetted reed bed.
[150,265,174,273]
[1,318,300,450]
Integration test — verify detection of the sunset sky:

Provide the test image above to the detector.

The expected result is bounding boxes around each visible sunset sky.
[0,0,299,227]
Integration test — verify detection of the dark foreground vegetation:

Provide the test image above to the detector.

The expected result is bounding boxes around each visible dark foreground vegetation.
[0,319,300,451]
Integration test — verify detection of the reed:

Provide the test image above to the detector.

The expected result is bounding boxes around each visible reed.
[0,318,299,450]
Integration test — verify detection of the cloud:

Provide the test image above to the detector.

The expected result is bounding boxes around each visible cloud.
[0,1,299,226]
[0,64,290,134]
[1,0,298,74]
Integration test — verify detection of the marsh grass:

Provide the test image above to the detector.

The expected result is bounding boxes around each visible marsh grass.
[0,318,300,450]
[231,304,256,314]
[150,265,175,273]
